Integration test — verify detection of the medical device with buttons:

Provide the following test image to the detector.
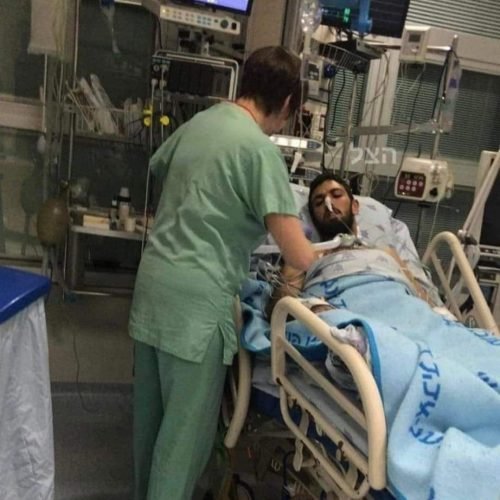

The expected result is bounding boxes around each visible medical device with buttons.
[151,50,237,99]
[400,26,431,64]
[395,157,454,203]
[157,5,240,34]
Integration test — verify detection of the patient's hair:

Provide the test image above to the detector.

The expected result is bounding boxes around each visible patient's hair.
[307,172,354,217]
[238,46,306,116]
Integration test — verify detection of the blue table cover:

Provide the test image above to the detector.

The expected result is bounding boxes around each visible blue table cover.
[0,266,51,324]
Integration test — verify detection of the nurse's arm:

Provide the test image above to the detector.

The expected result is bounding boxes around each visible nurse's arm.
[265,214,316,271]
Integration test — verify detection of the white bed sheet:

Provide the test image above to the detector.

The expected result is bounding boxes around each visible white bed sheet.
[0,298,54,500]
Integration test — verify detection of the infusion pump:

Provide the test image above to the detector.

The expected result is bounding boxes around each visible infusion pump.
[395,157,454,203]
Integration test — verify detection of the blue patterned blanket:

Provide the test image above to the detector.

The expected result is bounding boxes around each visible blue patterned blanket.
[304,260,500,500]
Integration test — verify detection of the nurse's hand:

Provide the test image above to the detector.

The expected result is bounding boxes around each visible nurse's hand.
[265,214,316,271]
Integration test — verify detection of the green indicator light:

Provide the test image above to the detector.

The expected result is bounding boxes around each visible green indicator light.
[343,8,351,23]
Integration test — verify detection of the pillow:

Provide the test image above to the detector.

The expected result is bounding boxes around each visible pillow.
[291,183,394,247]
[355,195,394,248]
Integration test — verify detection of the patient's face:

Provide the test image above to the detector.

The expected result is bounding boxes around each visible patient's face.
[310,180,359,241]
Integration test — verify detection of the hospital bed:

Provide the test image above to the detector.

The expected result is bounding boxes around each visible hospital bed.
[222,185,499,499]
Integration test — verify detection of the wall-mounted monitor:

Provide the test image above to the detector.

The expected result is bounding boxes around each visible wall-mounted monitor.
[370,0,411,38]
[320,0,410,39]
[177,0,253,16]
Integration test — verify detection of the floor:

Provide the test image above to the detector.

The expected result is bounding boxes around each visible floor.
[43,289,308,499]
[52,384,134,500]
[51,383,290,500]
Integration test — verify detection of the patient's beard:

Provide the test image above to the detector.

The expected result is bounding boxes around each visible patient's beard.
[314,212,355,242]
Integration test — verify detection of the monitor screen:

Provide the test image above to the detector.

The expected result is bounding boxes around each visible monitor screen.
[369,0,410,38]
[320,0,410,38]
[191,0,253,16]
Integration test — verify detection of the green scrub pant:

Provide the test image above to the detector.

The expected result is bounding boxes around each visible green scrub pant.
[133,332,227,500]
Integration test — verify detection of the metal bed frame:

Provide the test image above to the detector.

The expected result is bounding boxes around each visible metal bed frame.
[223,230,499,499]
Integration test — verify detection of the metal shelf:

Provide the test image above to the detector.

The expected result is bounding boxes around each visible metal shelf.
[315,41,373,73]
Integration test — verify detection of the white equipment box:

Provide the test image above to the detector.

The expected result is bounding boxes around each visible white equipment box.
[400,26,431,64]
[158,5,240,35]
[395,157,453,202]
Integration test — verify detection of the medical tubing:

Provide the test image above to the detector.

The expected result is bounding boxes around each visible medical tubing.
[160,64,167,144]
[256,237,355,256]
[141,79,157,252]
[281,450,295,499]
[382,65,426,202]
[322,75,336,170]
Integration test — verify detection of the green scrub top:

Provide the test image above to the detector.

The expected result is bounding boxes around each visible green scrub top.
[129,102,298,365]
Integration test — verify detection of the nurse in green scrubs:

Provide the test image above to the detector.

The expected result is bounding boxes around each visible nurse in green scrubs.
[129,46,317,500]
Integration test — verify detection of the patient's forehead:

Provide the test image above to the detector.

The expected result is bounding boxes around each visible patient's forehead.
[312,180,349,198]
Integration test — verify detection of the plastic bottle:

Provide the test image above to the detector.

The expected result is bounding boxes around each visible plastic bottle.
[117,187,131,228]
[300,0,322,34]
[109,196,118,230]
[440,60,462,133]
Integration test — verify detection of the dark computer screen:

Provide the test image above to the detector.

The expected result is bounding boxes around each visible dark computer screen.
[320,0,410,38]
[191,0,253,16]
[370,0,411,38]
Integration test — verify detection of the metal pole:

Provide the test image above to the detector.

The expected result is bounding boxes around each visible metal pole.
[431,35,459,159]
[67,0,81,183]
[62,0,81,292]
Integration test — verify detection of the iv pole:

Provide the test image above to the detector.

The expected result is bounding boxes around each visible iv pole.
[431,35,459,160]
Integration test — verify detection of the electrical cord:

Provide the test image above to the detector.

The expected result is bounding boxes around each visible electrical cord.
[281,450,295,500]
[322,74,336,170]
[414,203,425,248]
[431,50,451,119]
[155,17,164,50]
[361,52,390,123]
[426,198,442,249]
[326,143,343,171]
[72,329,98,413]
[393,200,403,218]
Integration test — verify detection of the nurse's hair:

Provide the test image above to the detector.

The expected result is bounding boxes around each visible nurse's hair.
[238,46,306,116]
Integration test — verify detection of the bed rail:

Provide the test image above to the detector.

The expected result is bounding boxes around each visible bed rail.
[224,297,252,449]
[422,231,499,335]
[223,347,252,448]
[270,296,387,497]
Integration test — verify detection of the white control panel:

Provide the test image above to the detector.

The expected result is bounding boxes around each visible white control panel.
[159,6,241,35]
[400,26,431,64]
[270,135,323,151]
[395,157,454,202]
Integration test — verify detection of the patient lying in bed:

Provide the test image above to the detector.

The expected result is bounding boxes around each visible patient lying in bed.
[254,173,500,500]
[267,172,442,318]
